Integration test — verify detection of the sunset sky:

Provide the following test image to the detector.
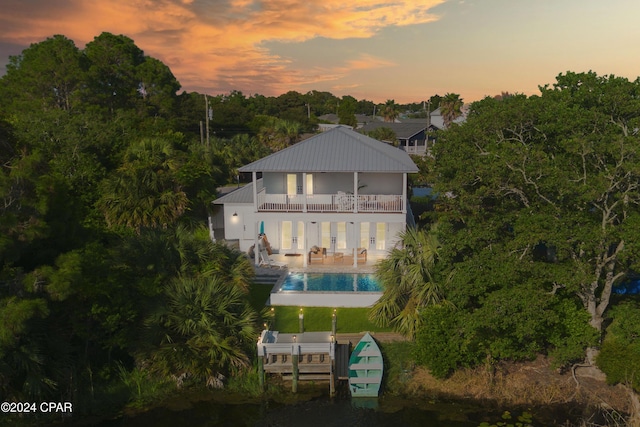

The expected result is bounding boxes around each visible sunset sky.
[1,0,639,104]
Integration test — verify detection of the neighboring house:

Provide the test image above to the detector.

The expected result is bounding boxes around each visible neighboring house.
[318,114,375,129]
[429,107,466,130]
[358,122,429,155]
[213,127,418,267]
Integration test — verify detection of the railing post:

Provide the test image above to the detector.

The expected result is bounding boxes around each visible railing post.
[292,345,299,393]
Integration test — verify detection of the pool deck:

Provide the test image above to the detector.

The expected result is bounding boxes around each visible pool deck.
[261,252,385,274]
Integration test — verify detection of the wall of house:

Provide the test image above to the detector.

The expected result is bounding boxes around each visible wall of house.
[358,173,402,195]
[230,210,407,255]
[263,172,286,194]
[261,172,403,195]
[313,173,353,194]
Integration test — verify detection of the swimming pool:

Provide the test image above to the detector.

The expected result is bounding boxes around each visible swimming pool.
[278,273,382,292]
[270,273,383,307]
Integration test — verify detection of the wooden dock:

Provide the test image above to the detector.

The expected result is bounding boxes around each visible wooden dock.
[258,330,349,394]
[257,330,405,395]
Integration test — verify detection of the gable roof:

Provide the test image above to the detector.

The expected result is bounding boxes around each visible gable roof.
[238,126,418,173]
[358,122,427,140]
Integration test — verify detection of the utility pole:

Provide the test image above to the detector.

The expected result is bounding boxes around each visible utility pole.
[205,94,211,147]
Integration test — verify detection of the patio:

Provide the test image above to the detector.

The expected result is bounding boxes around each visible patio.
[264,251,386,273]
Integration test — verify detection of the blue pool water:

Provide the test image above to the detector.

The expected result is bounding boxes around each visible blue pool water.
[278,273,382,292]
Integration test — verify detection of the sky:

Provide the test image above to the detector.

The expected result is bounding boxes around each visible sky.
[1,0,639,104]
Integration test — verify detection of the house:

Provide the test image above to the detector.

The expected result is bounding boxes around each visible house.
[358,121,429,155]
[213,127,418,268]
[428,107,466,130]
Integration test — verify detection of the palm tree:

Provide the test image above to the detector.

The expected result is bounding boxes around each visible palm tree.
[367,127,397,145]
[369,227,446,339]
[258,117,301,152]
[380,99,399,123]
[144,276,259,387]
[98,137,188,232]
[440,93,463,128]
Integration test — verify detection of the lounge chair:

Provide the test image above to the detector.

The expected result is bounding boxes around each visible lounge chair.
[259,248,287,269]
[357,248,367,263]
[309,247,325,264]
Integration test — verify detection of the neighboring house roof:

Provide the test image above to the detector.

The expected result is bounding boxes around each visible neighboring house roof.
[213,180,259,204]
[318,123,352,132]
[430,107,466,129]
[358,122,427,140]
[318,113,339,123]
[355,114,374,126]
[238,126,418,173]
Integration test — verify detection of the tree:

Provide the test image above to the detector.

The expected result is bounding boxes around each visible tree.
[257,116,302,151]
[380,99,399,123]
[337,95,357,127]
[366,127,397,145]
[143,276,259,387]
[83,32,145,113]
[439,93,463,128]
[98,136,188,232]
[431,72,640,342]
[136,57,181,117]
[0,35,84,112]
[369,227,445,339]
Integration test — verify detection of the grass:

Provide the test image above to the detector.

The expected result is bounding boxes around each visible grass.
[379,341,416,394]
[269,306,394,333]
[247,282,394,333]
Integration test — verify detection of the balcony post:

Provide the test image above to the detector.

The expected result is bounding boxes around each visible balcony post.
[353,171,358,213]
[402,173,407,214]
[302,172,307,213]
[252,171,258,212]
[303,221,308,267]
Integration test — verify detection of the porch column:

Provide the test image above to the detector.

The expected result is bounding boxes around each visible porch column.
[302,172,307,213]
[252,171,258,212]
[353,171,358,213]
[254,221,260,266]
[402,173,407,214]
[353,221,358,268]
[303,221,308,268]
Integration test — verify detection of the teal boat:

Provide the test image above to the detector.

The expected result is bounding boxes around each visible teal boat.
[348,332,383,397]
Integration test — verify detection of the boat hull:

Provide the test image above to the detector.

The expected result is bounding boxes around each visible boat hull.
[348,332,383,397]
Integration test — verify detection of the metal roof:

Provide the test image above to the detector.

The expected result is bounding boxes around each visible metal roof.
[238,127,418,173]
[358,122,427,140]
[212,180,258,204]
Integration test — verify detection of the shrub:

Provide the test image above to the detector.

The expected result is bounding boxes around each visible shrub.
[596,301,640,392]
[414,305,478,378]
[547,298,599,368]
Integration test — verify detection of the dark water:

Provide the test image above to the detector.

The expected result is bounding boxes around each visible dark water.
[96,396,507,427]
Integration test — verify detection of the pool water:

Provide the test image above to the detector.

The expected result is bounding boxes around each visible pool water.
[278,273,382,292]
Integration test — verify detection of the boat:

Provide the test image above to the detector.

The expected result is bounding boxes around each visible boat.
[348,332,383,397]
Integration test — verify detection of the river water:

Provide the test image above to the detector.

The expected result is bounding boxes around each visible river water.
[96,394,555,427]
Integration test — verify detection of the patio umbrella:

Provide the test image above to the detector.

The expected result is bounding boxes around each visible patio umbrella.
[260,221,264,235]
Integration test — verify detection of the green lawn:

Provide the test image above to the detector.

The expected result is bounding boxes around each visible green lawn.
[248,283,393,333]
[269,306,393,334]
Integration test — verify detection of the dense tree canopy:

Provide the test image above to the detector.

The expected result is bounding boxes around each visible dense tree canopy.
[419,72,640,374]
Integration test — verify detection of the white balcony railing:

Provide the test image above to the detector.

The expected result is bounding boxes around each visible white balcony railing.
[256,189,404,213]
[400,145,427,155]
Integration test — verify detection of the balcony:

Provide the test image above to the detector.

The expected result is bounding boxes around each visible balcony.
[400,145,427,155]
[256,189,404,213]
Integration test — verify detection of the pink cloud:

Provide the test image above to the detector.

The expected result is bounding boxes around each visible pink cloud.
[0,0,446,96]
